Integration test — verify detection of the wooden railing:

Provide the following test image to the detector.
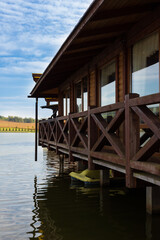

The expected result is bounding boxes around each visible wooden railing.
[70,111,88,155]
[125,93,160,187]
[39,93,160,187]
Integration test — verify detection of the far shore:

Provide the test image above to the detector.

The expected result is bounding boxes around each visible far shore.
[0,120,35,133]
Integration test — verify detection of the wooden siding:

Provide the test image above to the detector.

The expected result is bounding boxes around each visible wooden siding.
[58,91,63,116]
[89,70,96,106]
[118,51,124,102]
[70,83,74,113]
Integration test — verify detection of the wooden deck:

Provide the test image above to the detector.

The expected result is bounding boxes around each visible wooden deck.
[39,93,160,188]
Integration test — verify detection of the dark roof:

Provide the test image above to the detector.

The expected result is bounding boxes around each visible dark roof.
[30,0,160,97]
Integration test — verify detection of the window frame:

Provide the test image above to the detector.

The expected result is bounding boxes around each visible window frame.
[74,76,88,112]
[130,31,160,96]
[63,88,70,116]
[99,58,118,107]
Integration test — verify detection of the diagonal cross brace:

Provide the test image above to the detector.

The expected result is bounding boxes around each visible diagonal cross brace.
[70,117,88,149]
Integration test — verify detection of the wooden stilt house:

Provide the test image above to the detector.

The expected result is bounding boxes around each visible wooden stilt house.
[30,0,160,189]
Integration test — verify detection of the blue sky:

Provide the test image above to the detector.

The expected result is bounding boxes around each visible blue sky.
[0,0,93,119]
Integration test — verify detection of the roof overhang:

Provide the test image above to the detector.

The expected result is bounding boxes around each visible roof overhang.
[29,0,160,98]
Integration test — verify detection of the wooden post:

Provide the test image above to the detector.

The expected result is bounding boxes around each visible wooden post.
[35,97,38,162]
[146,186,160,214]
[77,160,85,171]
[125,93,139,188]
[69,113,74,162]
[55,118,58,154]
[88,107,97,170]
[59,154,64,174]
[100,169,110,187]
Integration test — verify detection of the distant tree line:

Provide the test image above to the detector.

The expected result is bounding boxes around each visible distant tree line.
[0,115,35,123]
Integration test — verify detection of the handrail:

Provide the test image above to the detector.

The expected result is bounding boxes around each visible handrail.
[70,110,88,118]
[129,92,160,107]
[57,115,69,121]
[90,102,124,114]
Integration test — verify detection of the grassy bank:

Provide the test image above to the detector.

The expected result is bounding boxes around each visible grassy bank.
[0,127,35,132]
[0,120,35,133]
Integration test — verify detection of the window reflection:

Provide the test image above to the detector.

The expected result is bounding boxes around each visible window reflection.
[132,32,159,115]
[83,77,88,111]
[67,92,70,115]
[75,82,82,112]
[63,95,66,116]
[100,61,116,106]
[132,32,159,97]
[75,77,88,112]
[63,90,70,116]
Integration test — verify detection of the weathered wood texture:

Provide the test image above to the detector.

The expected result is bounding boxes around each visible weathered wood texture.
[39,92,160,188]
[89,71,97,106]
[118,51,124,102]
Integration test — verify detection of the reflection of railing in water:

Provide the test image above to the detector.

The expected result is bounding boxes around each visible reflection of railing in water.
[39,93,160,188]
[28,175,63,240]
[27,176,41,239]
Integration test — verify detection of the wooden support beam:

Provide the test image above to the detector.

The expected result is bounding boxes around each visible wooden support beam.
[125,93,140,188]
[132,105,160,139]
[68,38,113,51]
[146,186,160,214]
[78,23,132,38]
[131,135,159,162]
[91,4,155,22]
[88,107,97,170]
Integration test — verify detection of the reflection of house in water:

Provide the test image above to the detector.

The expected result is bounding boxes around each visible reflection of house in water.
[29,0,160,214]
[28,169,160,240]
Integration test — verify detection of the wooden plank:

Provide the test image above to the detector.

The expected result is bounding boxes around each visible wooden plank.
[131,161,160,176]
[78,23,132,38]
[70,110,88,118]
[93,159,126,174]
[57,115,69,121]
[107,108,125,132]
[93,113,108,129]
[125,93,140,188]
[91,151,125,166]
[129,93,160,107]
[70,146,88,155]
[88,107,96,169]
[118,51,124,102]
[131,135,159,162]
[132,105,160,139]
[91,134,109,152]
[91,4,154,22]
[140,129,153,146]
[57,143,69,149]
[89,70,96,106]
[72,153,88,161]
[90,102,124,114]
[133,172,160,186]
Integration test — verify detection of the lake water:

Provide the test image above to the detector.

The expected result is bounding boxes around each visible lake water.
[0,133,160,240]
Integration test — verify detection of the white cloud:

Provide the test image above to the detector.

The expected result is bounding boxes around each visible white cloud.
[0,0,93,118]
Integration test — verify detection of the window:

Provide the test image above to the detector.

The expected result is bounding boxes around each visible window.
[75,76,88,112]
[100,61,116,106]
[83,77,88,111]
[63,89,70,116]
[132,32,159,97]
